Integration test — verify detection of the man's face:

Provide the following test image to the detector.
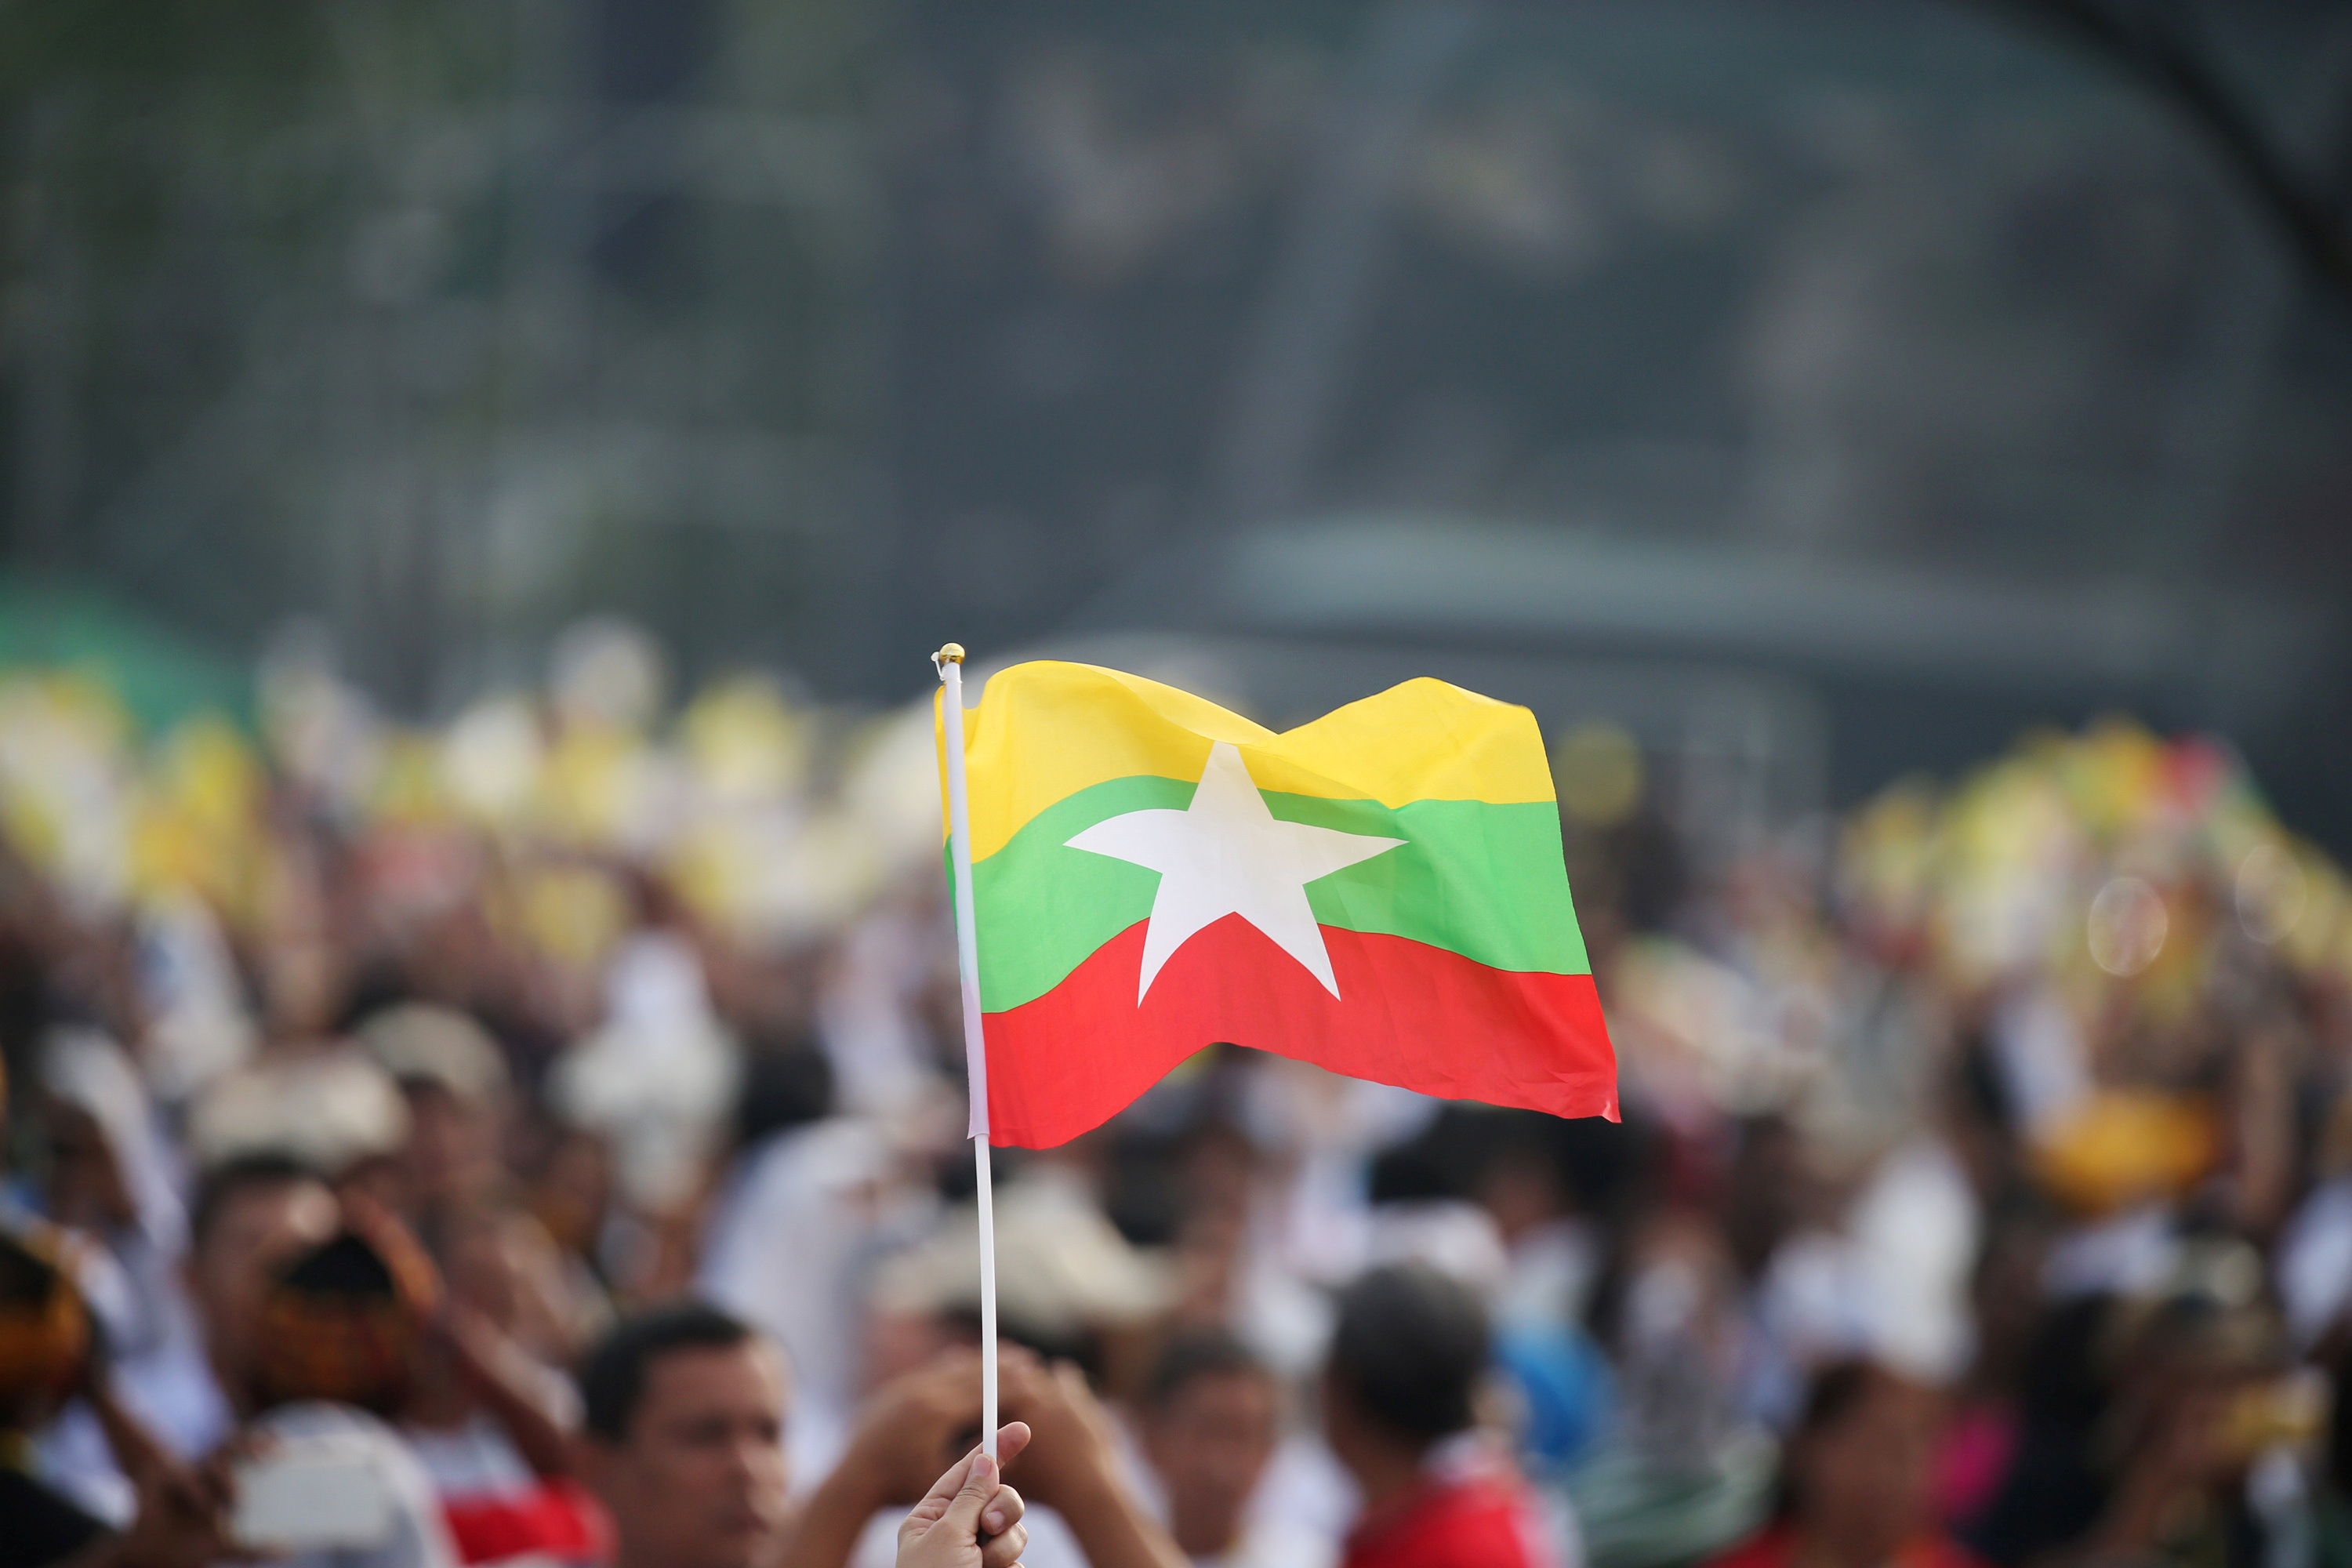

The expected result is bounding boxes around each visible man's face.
[1792,1376,1944,1566]
[187,1178,339,1384]
[1142,1370,1279,1559]
[400,1081,502,1215]
[586,1341,792,1568]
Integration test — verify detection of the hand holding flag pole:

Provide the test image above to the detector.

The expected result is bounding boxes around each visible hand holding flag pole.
[932,643,999,1464]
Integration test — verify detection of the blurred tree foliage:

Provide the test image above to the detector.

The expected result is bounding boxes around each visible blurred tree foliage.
[0,0,884,710]
[0,0,328,93]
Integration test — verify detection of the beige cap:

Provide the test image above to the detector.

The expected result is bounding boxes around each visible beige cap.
[358,1004,510,1108]
[872,1171,1173,1337]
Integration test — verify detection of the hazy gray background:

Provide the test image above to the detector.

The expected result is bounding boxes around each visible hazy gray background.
[3,0,2348,838]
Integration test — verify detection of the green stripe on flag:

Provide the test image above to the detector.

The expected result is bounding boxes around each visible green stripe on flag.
[962,773,1588,1013]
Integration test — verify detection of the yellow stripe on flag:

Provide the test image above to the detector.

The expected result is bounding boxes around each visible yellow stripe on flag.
[938,661,1557,861]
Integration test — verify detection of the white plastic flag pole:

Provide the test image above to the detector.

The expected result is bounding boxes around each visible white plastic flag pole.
[933,643,998,1463]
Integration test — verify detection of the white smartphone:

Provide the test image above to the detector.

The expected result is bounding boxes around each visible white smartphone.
[232,1436,399,1552]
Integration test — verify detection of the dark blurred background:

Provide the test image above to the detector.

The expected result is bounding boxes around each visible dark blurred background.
[1,0,2348,837]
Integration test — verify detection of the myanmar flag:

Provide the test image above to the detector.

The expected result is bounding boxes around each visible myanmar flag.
[939,662,1617,1149]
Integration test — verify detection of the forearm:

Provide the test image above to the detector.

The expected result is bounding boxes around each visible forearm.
[446,1316,575,1478]
[88,1381,174,1487]
[1049,1472,1190,1568]
[787,1464,888,1568]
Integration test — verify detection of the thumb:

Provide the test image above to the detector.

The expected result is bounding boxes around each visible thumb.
[940,1450,1000,1537]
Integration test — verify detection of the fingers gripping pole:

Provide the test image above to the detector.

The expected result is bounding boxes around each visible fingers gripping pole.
[934,644,998,1464]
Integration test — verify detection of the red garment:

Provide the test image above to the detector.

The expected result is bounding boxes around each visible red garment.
[1340,1462,1555,1568]
[441,1479,610,1566]
[1704,1521,1985,1568]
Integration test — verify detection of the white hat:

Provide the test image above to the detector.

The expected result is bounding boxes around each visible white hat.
[358,1004,509,1107]
[188,1045,408,1175]
[871,1169,1173,1337]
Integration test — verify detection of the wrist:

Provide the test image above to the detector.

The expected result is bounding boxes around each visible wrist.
[1046,1463,1185,1568]
[807,1450,890,1524]
[1046,1460,1134,1526]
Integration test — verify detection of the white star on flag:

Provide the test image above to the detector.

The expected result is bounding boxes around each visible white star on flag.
[1065,742,1406,1003]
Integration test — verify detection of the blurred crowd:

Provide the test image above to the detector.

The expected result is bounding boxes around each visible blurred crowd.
[7,619,2352,1568]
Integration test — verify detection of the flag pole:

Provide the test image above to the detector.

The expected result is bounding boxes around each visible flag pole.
[933,643,998,1463]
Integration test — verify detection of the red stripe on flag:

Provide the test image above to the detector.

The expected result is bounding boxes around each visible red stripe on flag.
[982,916,1616,1149]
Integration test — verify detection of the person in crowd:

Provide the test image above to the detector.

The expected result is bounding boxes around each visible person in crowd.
[0,1225,239,1568]
[2054,1274,2299,1568]
[510,1119,618,1332]
[158,1153,575,1568]
[1363,1105,1624,1475]
[231,1212,463,1568]
[36,1028,187,1384]
[572,1301,1051,1568]
[791,1341,1189,1568]
[1704,1360,1975,1568]
[20,1029,196,1521]
[1931,1196,2058,1533]
[695,1040,887,1476]
[16,649,2352,1568]
[405,1198,606,1566]
[1953,1294,2114,1565]
[143,1152,343,1457]
[574,1303,803,1568]
[359,1004,514,1228]
[2,1224,118,1566]
[1135,1329,1321,1568]
[788,1345,1018,1568]
[1323,1263,1560,1568]
[1960,1244,2307,1568]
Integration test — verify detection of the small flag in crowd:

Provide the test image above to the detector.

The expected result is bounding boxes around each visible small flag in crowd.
[935,661,1617,1149]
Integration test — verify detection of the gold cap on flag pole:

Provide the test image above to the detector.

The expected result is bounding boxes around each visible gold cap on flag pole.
[934,643,965,666]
